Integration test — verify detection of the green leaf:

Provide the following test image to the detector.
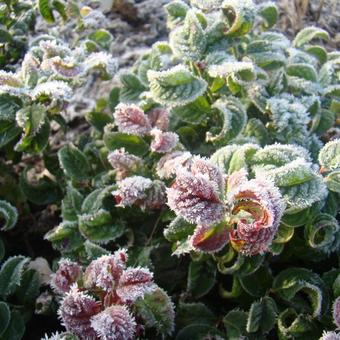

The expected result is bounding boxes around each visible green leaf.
[176,324,223,340]
[109,87,120,111]
[0,95,22,122]
[287,63,318,82]
[84,240,109,260]
[0,122,21,148]
[58,144,91,181]
[318,139,340,171]
[0,256,29,299]
[79,209,125,244]
[148,66,207,107]
[103,131,149,156]
[52,0,67,21]
[238,266,272,297]
[0,302,10,336]
[325,170,340,193]
[222,0,255,36]
[187,260,216,298]
[135,287,175,336]
[165,1,189,28]
[223,310,248,339]
[0,238,4,262]
[85,111,113,132]
[206,97,247,144]
[293,26,330,47]
[0,310,25,340]
[169,10,206,61]
[277,308,315,338]
[88,29,113,50]
[244,119,268,147]
[119,73,146,103]
[15,269,40,305]
[227,143,259,174]
[44,221,84,254]
[61,185,84,222]
[164,216,196,242]
[0,200,18,231]
[176,302,215,330]
[246,297,278,333]
[38,0,55,23]
[273,268,329,317]
[257,2,278,29]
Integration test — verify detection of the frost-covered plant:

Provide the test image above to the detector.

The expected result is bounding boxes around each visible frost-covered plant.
[52,249,175,339]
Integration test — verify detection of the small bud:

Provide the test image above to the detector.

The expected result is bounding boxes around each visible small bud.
[107,148,142,180]
[156,151,192,179]
[148,107,169,131]
[59,285,101,339]
[116,267,156,303]
[333,297,340,329]
[51,259,82,294]
[150,129,179,153]
[112,176,153,208]
[228,172,285,256]
[113,104,151,136]
[143,180,167,210]
[90,305,136,340]
[167,170,225,226]
[83,250,127,292]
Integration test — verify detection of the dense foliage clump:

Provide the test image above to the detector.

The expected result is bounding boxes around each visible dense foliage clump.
[0,0,340,339]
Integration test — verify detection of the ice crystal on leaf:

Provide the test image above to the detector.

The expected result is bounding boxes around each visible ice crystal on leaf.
[58,284,101,339]
[167,170,225,226]
[107,148,142,180]
[90,305,136,340]
[150,128,179,153]
[84,52,118,77]
[228,170,285,256]
[51,259,82,295]
[83,251,127,291]
[112,176,153,207]
[156,151,193,179]
[320,331,340,340]
[113,104,151,136]
[116,267,156,303]
[32,81,73,101]
[333,297,340,329]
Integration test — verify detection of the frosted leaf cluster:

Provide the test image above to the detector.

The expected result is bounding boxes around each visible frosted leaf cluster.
[53,249,174,339]
[167,159,285,255]
[150,128,179,153]
[112,176,166,210]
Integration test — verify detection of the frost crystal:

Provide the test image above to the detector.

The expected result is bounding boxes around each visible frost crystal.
[116,267,156,303]
[156,151,193,179]
[85,52,118,77]
[333,297,340,328]
[113,104,151,136]
[90,305,136,340]
[51,259,82,294]
[150,128,179,153]
[83,250,127,292]
[167,170,225,226]
[32,81,73,101]
[107,148,142,179]
[41,57,83,78]
[112,176,153,207]
[320,331,340,340]
[191,157,225,193]
[58,284,101,339]
[0,70,21,87]
[147,107,169,131]
[228,171,285,256]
